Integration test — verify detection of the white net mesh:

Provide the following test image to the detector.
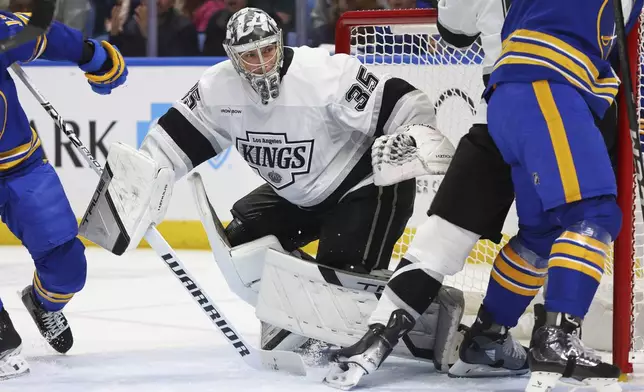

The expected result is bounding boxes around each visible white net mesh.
[343,12,644,359]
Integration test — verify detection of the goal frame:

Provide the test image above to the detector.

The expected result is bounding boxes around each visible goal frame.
[335,8,641,374]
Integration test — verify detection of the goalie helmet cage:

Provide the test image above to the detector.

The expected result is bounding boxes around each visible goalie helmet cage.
[335,8,643,375]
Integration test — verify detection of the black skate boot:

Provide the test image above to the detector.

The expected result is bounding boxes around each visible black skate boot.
[526,311,621,392]
[21,285,73,354]
[0,308,29,379]
[448,305,529,378]
[323,309,415,390]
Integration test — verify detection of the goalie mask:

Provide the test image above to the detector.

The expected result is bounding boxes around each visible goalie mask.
[224,7,284,105]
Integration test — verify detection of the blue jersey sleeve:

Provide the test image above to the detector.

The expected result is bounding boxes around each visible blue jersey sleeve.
[0,11,84,67]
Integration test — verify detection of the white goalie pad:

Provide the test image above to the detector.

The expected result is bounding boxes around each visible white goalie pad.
[79,142,174,255]
[256,249,382,347]
[255,250,465,369]
[189,173,466,367]
[189,173,287,306]
[372,124,455,186]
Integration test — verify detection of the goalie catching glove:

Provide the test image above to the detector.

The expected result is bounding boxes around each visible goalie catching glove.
[372,124,455,186]
[79,142,174,255]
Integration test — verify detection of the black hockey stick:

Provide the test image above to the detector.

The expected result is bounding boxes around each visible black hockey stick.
[9,63,306,376]
[0,0,56,52]
[612,1,644,215]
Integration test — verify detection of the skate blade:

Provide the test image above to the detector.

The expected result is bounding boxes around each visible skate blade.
[0,346,30,381]
[525,372,561,392]
[582,378,622,392]
[323,362,367,390]
[259,349,307,376]
[448,359,529,378]
[559,377,622,392]
[526,372,622,392]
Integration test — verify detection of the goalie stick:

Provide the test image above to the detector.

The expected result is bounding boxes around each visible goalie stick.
[0,0,56,52]
[9,63,306,377]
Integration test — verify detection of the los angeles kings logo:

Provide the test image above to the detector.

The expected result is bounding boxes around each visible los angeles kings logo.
[236,131,314,189]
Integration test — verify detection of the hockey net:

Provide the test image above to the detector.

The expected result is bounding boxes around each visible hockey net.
[335,8,644,374]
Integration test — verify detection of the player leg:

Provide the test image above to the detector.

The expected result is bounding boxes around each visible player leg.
[225,183,320,253]
[2,161,86,354]
[387,123,514,331]
[0,181,29,379]
[224,183,321,350]
[324,125,517,387]
[450,166,548,378]
[486,81,621,390]
[315,178,415,272]
[318,178,417,383]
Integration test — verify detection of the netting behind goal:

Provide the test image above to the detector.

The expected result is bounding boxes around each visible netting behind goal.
[335,8,644,374]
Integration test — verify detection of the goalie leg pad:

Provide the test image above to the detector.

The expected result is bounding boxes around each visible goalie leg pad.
[190,173,317,308]
[255,250,466,367]
[79,142,174,255]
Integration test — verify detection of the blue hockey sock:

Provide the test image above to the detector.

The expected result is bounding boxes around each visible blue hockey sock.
[32,271,75,312]
[31,238,87,312]
[545,222,610,317]
[482,237,548,327]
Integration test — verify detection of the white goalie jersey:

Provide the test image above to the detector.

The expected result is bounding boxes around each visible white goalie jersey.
[142,46,436,207]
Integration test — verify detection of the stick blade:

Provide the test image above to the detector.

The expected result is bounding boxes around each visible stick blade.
[259,349,307,376]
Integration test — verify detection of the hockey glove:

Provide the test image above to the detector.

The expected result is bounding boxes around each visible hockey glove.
[79,39,127,95]
[372,124,455,186]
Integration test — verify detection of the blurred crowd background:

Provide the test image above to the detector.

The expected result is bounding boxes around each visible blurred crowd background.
[3,0,435,56]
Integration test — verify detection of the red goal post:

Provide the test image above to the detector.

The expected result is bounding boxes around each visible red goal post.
[335,8,643,375]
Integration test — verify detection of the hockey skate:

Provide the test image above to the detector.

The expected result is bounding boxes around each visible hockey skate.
[323,309,415,390]
[525,312,621,392]
[0,308,29,380]
[21,285,73,354]
[448,306,529,378]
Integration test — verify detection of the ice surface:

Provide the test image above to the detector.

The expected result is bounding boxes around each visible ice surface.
[0,246,643,392]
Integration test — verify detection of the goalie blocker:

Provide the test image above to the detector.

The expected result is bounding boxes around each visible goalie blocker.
[80,142,174,255]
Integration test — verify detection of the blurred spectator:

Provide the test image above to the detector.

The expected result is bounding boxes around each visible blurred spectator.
[8,0,32,12]
[108,0,200,56]
[182,0,224,32]
[386,0,415,8]
[8,0,92,33]
[55,0,93,32]
[202,0,246,56]
[251,0,294,33]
